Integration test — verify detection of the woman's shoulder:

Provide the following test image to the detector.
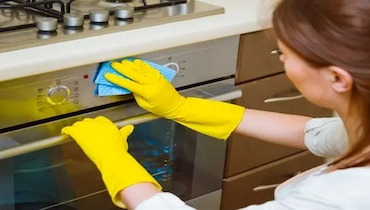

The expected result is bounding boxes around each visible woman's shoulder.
[314,166,370,185]
[296,167,370,207]
[304,117,348,158]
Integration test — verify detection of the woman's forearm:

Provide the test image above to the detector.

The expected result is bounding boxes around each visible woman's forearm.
[119,183,161,210]
[119,183,195,210]
[235,109,311,149]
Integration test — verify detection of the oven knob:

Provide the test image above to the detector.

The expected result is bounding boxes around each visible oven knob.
[36,17,58,32]
[63,13,84,28]
[89,9,110,23]
[47,85,70,105]
[115,5,134,20]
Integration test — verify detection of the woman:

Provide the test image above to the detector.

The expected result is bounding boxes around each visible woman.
[62,0,370,209]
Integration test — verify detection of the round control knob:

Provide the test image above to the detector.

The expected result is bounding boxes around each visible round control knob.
[36,17,58,32]
[47,85,70,105]
[164,62,180,73]
[89,9,110,23]
[115,5,134,20]
[63,13,84,28]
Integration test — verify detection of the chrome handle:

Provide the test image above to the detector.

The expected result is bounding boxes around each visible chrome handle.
[0,86,242,160]
[253,184,280,191]
[0,114,159,161]
[253,171,302,192]
[264,94,304,103]
[264,88,304,103]
[271,49,282,55]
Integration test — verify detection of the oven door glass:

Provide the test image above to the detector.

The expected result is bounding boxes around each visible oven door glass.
[0,118,227,210]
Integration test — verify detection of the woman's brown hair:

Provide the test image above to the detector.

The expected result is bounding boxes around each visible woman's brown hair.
[272,0,370,170]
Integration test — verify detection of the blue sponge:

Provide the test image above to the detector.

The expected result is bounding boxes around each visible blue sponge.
[93,57,178,96]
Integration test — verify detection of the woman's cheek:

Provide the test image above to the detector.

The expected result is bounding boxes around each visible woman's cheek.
[284,62,302,88]
[283,61,294,80]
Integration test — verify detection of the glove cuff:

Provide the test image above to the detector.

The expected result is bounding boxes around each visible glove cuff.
[100,153,162,208]
[173,97,245,140]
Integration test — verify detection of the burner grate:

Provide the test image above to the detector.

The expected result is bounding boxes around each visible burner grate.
[0,0,186,33]
[0,0,65,32]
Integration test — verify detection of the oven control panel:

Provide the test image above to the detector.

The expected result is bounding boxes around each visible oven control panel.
[0,35,239,130]
[36,77,81,112]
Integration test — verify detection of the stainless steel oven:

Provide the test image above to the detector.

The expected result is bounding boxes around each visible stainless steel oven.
[0,35,241,210]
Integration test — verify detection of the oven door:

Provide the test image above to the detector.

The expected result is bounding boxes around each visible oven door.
[0,78,241,210]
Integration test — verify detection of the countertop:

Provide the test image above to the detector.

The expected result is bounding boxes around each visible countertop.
[0,0,274,83]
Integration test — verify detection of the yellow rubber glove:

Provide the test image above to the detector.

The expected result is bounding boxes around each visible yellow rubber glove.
[105,59,245,140]
[61,116,162,208]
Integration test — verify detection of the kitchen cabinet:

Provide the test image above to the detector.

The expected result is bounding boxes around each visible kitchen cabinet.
[235,29,283,83]
[221,151,323,210]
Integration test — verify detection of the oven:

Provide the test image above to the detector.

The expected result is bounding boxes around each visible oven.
[0,35,241,210]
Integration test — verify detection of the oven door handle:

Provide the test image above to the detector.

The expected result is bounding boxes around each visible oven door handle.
[0,83,242,160]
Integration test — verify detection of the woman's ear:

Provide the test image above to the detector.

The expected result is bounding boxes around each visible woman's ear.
[327,66,353,93]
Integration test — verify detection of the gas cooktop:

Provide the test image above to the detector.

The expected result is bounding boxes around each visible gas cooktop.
[0,0,223,53]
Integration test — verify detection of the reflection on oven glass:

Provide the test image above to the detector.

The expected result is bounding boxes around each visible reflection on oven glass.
[129,120,176,182]
[0,148,78,210]
[128,118,188,198]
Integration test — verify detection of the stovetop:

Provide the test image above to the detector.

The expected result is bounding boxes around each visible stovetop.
[0,0,223,53]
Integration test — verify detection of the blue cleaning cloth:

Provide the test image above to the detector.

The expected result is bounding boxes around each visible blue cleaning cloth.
[93,57,178,97]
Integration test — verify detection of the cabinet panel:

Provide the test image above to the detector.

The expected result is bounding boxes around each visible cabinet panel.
[236,29,283,83]
[225,73,332,177]
[221,151,323,210]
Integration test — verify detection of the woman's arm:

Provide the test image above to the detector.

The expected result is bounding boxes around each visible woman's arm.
[235,109,312,149]
[105,60,312,145]
[119,183,161,209]
[105,59,343,152]
[235,111,349,158]
[120,184,196,210]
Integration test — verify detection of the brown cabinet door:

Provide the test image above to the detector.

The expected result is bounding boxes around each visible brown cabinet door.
[236,30,283,84]
[221,151,324,210]
[225,73,332,177]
